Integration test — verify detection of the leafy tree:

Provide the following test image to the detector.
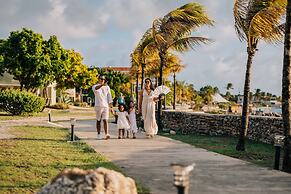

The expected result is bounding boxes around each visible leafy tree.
[0,39,5,76]
[56,49,92,90]
[226,83,234,90]
[234,0,286,151]
[92,68,129,97]
[282,0,291,173]
[199,85,218,105]
[1,28,54,90]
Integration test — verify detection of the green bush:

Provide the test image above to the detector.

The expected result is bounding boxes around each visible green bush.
[0,89,45,115]
[48,103,70,109]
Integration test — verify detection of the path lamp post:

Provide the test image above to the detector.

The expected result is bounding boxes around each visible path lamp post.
[70,118,76,141]
[274,135,285,170]
[171,163,195,194]
[48,110,51,122]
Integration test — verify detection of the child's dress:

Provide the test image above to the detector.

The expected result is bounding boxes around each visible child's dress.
[116,111,130,130]
[129,109,138,133]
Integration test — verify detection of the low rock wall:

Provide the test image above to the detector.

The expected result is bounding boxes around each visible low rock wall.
[161,111,284,144]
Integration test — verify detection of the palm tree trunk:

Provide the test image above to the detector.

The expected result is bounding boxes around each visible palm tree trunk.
[282,0,291,173]
[141,63,145,90]
[236,48,256,151]
[173,73,176,110]
[136,72,139,106]
[158,51,166,131]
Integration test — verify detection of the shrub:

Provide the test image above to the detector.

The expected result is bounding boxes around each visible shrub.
[48,103,70,109]
[0,89,45,115]
[73,102,88,107]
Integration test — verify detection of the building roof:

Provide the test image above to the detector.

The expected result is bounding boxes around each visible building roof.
[103,67,131,73]
[0,72,19,85]
[212,93,229,103]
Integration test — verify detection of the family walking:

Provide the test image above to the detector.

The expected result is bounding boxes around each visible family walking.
[92,75,164,140]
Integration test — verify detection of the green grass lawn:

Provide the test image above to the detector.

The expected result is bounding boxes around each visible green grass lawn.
[0,126,149,194]
[0,109,95,121]
[162,133,276,168]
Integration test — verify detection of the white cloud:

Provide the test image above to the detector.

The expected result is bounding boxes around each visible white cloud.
[0,0,285,95]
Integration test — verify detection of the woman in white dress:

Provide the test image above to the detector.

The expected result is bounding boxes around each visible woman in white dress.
[138,78,163,138]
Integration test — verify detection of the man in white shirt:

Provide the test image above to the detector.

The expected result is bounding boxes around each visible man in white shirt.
[92,75,113,140]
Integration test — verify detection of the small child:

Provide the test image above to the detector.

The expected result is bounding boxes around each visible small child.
[111,104,130,139]
[127,101,138,139]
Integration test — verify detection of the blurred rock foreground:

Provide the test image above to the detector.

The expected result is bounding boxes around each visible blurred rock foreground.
[37,167,137,194]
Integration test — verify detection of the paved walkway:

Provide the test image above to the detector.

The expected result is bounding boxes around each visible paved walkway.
[57,119,291,194]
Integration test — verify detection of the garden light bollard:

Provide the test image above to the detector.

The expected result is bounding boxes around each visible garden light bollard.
[171,163,195,194]
[70,118,76,141]
[48,110,51,122]
[274,135,285,170]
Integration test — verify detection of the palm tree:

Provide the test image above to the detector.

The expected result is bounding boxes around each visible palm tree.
[282,0,291,173]
[151,2,214,130]
[234,0,286,151]
[167,55,185,109]
[130,53,141,105]
[133,29,156,90]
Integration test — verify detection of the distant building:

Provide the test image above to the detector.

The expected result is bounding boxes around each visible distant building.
[102,67,131,74]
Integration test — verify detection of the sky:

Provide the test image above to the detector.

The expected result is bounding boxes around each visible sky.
[0,0,285,95]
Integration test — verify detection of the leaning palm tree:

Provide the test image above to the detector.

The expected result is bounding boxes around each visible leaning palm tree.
[133,29,156,90]
[282,0,291,173]
[151,2,214,130]
[234,0,287,151]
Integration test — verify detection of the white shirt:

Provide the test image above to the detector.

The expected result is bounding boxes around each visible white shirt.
[92,84,113,108]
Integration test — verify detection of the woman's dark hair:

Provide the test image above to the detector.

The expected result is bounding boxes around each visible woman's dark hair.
[144,78,154,91]
[118,104,125,112]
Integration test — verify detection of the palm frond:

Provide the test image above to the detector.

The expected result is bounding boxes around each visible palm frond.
[234,0,250,41]
[169,37,212,52]
[249,3,286,44]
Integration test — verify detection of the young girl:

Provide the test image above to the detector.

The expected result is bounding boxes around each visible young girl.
[127,101,138,139]
[111,104,130,139]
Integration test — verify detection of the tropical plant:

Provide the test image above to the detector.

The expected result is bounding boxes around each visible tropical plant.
[282,0,291,173]
[132,29,156,90]
[234,0,287,151]
[199,85,219,105]
[150,2,214,130]
[168,55,185,109]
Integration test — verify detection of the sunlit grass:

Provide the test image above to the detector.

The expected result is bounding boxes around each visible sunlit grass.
[162,133,275,168]
[0,126,149,194]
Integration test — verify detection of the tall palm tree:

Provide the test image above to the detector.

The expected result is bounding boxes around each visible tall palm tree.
[151,2,214,130]
[167,55,185,109]
[282,0,291,173]
[130,53,141,105]
[133,29,156,90]
[234,0,286,151]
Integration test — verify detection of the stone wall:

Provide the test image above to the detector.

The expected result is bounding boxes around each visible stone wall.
[161,110,284,144]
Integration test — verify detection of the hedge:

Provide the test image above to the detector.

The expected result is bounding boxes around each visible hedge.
[0,89,45,115]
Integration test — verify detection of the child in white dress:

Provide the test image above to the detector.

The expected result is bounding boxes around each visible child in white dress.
[127,101,138,139]
[111,104,130,139]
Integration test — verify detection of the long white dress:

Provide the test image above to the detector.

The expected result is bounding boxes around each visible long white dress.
[116,111,130,130]
[129,109,138,133]
[142,89,158,135]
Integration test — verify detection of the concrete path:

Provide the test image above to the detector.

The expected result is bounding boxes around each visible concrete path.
[56,119,291,194]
